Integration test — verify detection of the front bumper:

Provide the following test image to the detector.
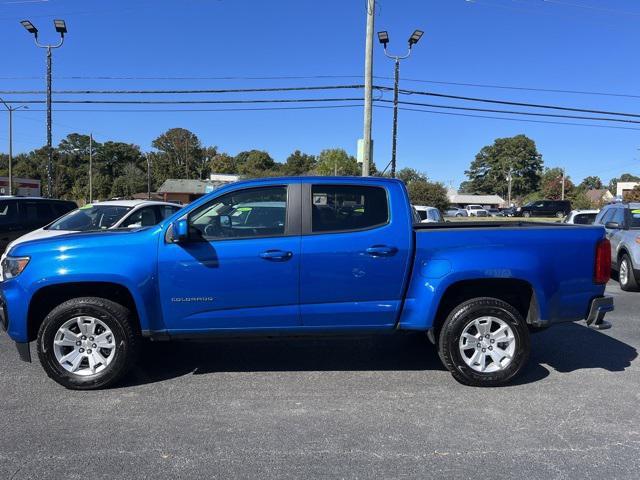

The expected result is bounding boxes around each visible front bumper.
[585,296,614,329]
[0,291,32,362]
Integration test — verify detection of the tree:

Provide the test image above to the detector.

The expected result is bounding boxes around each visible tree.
[209,153,237,174]
[464,134,543,197]
[570,190,593,210]
[578,175,603,191]
[282,150,316,175]
[395,167,427,184]
[540,167,574,200]
[609,173,640,196]
[111,163,146,198]
[314,149,360,176]
[406,180,450,212]
[236,150,278,177]
[623,185,640,202]
[151,128,204,181]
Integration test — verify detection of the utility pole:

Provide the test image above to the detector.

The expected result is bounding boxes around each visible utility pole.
[0,98,28,196]
[146,153,151,200]
[377,29,424,178]
[506,167,513,207]
[20,19,68,198]
[361,0,375,177]
[561,169,565,200]
[88,133,93,203]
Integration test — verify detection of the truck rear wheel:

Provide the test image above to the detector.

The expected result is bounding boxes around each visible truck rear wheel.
[438,297,530,387]
[37,297,138,390]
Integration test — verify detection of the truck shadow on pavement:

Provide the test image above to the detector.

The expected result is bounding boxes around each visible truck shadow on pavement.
[121,322,637,388]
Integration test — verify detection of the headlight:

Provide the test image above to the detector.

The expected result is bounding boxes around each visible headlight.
[1,256,30,279]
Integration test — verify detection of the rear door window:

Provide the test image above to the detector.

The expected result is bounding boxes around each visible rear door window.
[311,185,388,233]
[573,213,596,225]
[157,205,181,220]
[120,206,158,228]
[0,200,17,225]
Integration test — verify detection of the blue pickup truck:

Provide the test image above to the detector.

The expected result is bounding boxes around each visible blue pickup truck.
[0,177,613,389]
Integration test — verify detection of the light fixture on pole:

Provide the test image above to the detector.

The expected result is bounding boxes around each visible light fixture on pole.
[0,98,29,196]
[378,28,424,178]
[20,18,68,198]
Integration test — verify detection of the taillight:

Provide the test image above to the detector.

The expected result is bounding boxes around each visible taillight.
[594,238,611,284]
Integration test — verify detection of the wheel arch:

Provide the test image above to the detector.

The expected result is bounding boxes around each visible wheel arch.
[431,278,536,336]
[27,282,141,342]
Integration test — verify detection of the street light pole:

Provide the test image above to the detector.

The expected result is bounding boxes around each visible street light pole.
[20,19,67,198]
[0,98,28,196]
[378,29,423,178]
[89,133,93,203]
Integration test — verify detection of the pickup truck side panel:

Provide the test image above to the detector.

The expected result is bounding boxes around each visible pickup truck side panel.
[5,229,162,342]
[298,178,414,328]
[399,226,606,330]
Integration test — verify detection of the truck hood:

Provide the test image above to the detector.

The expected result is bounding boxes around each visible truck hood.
[9,226,160,259]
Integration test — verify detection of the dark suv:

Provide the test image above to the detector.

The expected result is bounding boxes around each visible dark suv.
[515,200,572,218]
[0,197,77,252]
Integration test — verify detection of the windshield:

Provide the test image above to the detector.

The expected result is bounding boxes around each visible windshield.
[631,209,640,229]
[46,205,133,231]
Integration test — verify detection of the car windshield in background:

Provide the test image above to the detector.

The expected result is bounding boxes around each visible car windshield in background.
[46,205,132,231]
[631,209,640,229]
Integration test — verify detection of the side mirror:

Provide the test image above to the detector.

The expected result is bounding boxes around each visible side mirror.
[605,221,620,230]
[171,219,189,243]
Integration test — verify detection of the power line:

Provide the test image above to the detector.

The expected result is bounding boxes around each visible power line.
[2,97,363,105]
[391,87,640,119]
[0,85,365,95]
[19,104,364,113]
[376,105,640,132]
[387,99,640,125]
[5,74,640,100]
[376,76,640,100]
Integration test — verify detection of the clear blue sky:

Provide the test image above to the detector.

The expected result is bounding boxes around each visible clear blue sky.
[2,0,640,188]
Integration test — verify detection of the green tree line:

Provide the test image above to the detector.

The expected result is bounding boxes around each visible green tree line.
[0,127,450,209]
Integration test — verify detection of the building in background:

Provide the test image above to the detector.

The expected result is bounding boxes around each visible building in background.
[0,177,41,197]
[447,189,505,209]
[585,189,614,206]
[617,181,640,198]
[157,174,239,204]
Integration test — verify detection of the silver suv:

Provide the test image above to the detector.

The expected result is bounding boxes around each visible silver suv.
[594,203,640,291]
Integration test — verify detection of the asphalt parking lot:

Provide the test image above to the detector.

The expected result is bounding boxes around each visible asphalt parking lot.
[0,282,638,480]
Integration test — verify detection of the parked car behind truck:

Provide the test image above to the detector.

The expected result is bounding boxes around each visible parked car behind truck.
[0,177,613,390]
[0,197,77,253]
[595,202,640,291]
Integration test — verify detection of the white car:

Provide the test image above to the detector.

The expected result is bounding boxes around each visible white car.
[412,205,444,223]
[563,209,599,225]
[2,200,182,259]
[465,204,490,217]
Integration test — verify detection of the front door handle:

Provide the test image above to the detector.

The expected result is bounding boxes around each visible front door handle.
[366,245,398,257]
[260,249,293,261]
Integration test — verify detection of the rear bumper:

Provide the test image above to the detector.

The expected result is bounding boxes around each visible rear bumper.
[585,296,614,327]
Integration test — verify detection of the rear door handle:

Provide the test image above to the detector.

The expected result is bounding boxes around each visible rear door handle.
[366,245,398,257]
[260,249,293,261]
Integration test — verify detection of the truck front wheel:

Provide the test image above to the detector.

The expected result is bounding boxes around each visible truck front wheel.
[37,297,139,390]
[438,297,530,387]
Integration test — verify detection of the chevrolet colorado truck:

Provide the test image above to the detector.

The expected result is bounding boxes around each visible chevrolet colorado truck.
[0,177,614,389]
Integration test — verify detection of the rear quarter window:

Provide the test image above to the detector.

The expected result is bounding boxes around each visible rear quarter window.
[311,185,388,233]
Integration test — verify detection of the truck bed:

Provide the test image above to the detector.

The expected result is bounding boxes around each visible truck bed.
[413,221,587,230]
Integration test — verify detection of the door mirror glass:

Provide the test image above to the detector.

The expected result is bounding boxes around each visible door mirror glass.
[171,219,189,242]
[605,221,620,230]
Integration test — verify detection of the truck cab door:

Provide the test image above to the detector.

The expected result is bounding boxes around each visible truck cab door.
[157,183,302,333]
[299,182,412,328]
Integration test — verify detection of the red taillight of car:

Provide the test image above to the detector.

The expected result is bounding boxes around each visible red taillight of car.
[594,238,611,284]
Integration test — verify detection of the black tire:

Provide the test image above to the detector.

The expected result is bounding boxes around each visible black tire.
[555,211,565,219]
[619,254,640,292]
[37,297,139,390]
[523,211,531,218]
[438,297,531,387]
